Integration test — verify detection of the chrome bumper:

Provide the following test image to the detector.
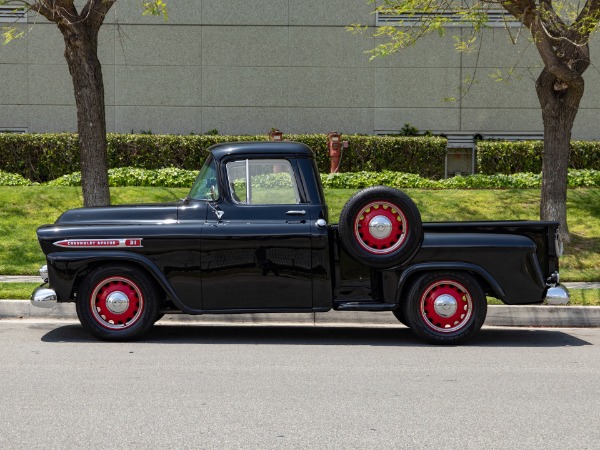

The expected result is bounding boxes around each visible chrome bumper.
[31,286,58,309]
[544,284,570,305]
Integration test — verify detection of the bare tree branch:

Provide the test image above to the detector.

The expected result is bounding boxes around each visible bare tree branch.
[28,0,78,25]
[81,0,116,31]
[538,0,568,37]
[530,14,584,87]
[574,0,600,40]
[500,0,534,24]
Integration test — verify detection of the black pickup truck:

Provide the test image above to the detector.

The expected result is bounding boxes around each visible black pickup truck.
[32,141,569,344]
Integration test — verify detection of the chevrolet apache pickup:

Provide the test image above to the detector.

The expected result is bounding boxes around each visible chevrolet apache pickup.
[32,141,569,344]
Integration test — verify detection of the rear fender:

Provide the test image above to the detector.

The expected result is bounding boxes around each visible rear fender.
[396,262,506,304]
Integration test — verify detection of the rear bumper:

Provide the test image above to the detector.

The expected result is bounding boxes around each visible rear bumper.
[31,286,58,309]
[545,284,570,305]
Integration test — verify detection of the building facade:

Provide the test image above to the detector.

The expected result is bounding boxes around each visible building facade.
[0,1,599,141]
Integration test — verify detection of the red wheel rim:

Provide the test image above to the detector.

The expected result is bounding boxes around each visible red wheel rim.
[420,280,472,333]
[89,276,144,330]
[354,201,408,254]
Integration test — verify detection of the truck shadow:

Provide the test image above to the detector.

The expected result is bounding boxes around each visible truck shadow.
[40,323,592,347]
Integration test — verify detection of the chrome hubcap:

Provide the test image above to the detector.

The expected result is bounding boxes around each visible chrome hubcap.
[433,294,457,318]
[368,215,392,239]
[105,291,129,314]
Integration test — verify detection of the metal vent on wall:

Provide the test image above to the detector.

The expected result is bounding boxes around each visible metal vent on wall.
[0,128,27,133]
[0,5,27,23]
[376,10,521,28]
[444,132,543,177]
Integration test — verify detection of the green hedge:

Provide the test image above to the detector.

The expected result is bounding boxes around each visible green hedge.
[48,167,198,188]
[477,140,600,174]
[4,133,600,182]
[0,133,447,182]
[0,171,36,186]
[4,167,599,189]
[322,169,600,189]
[307,135,447,178]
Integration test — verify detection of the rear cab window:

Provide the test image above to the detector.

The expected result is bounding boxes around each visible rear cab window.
[226,159,300,205]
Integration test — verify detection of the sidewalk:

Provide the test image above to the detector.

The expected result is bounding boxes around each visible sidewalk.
[2,301,600,328]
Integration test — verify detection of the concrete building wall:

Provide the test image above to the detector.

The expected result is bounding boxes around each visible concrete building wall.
[0,1,598,139]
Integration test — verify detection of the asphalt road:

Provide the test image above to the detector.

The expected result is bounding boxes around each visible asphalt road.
[2,320,600,449]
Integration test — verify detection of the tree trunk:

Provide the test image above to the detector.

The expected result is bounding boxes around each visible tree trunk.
[536,68,584,244]
[60,25,110,207]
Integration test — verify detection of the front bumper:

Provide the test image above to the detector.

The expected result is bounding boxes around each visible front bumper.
[544,284,570,305]
[31,286,57,309]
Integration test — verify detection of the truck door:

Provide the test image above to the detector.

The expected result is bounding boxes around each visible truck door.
[201,158,313,311]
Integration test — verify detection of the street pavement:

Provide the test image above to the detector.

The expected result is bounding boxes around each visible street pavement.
[1,320,600,449]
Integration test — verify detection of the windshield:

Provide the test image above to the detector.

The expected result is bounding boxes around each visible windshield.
[188,157,219,201]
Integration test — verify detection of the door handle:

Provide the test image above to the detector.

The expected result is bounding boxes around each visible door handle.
[286,210,306,216]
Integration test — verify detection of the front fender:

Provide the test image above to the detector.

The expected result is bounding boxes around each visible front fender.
[46,251,189,312]
[396,262,507,303]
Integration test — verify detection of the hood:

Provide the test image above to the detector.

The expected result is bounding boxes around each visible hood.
[55,202,180,225]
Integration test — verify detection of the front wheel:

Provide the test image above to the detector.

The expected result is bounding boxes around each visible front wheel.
[76,266,159,341]
[403,272,487,345]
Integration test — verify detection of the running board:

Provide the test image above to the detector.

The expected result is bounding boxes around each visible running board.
[333,302,396,311]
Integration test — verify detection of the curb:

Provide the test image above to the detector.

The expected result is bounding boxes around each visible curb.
[2,300,600,328]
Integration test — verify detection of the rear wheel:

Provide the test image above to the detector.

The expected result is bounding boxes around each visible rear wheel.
[76,266,159,341]
[403,272,487,345]
[392,308,409,327]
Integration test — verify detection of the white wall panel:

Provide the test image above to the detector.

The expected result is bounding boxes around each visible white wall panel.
[115,25,201,66]
[202,27,287,67]
[115,66,201,106]
[114,106,201,135]
[0,105,29,129]
[288,67,374,108]
[461,108,542,131]
[375,108,461,132]
[203,67,287,107]
[287,107,374,134]
[375,68,459,108]
[28,105,77,132]
[203,107,287,135]
[289,0,375,26]
[0,65,27,105]
[203,0,288,26]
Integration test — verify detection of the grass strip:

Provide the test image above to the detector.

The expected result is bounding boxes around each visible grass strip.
[1,186,598,281]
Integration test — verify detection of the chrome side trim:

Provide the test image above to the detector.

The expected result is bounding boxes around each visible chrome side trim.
[53,238,143,248]
[555,230,564,257]
[40,265,49,283]
[546,271,560,287]
[31,287,58,309]
[545,284,570,305]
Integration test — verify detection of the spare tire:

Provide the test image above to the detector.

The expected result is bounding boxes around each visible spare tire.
[338,186,423,269]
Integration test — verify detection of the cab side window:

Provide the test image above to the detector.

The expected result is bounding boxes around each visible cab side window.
[226,159,300,205]
[188,158,219,201]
